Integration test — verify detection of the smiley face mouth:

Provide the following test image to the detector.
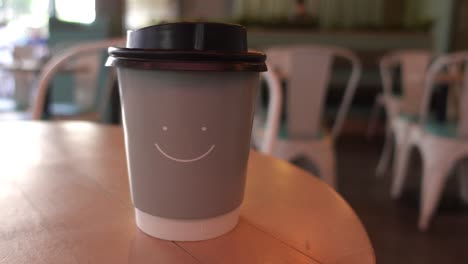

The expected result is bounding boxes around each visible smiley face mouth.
[154,143,215,163]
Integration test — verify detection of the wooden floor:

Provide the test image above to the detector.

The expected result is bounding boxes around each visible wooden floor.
[295,135,468,264]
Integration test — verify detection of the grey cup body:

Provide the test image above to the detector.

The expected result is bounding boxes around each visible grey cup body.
[118,68,259,219]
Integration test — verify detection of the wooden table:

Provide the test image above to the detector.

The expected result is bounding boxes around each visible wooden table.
[0,122,375,264]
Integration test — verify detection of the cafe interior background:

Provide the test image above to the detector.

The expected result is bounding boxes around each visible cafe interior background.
[1,0,467,263]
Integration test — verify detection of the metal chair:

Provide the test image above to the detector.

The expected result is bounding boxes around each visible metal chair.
[12,45,46,109]
[392,51,468,231]
[31,38,125,121]
[253,63,283,154]
[371,50,431,177]
[257,45,362,188]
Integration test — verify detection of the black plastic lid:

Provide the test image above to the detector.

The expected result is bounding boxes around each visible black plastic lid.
[106,22,266,72]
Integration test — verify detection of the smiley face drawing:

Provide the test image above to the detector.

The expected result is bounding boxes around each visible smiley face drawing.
[154,125,215,163]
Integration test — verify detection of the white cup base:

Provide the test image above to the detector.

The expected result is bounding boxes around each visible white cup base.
[135,207,240,241]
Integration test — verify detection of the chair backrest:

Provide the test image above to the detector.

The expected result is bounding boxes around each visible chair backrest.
[421,51,468,137]
[13,48,30,63]
[258,64,282,154]
[72,50,102,111]
[12,45,46,109]
[31,38,125,120]
[47,18,111,110]
[379,50,431,116]
[462,64,468,136]
[267,45,361,140]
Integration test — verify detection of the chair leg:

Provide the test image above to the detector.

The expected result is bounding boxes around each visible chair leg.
[458,163,468,204]
[391,140,411,199]
[419,160,452,231]
[376,128,393,177]
[308,145,337,188]
[272,141,303,161]
[366,99,381,139]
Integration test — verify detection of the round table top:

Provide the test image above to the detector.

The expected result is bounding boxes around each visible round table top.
[0,121,375,264]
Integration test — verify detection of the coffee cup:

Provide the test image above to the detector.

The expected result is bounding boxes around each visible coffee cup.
[106,22,266,241]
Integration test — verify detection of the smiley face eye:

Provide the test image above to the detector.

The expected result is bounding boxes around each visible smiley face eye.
[162,126,168,131]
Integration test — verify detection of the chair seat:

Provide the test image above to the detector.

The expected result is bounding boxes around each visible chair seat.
[50,103,87,116]
[399,113,457,138]
[393,91,403,97]
[278,120,324,139]
[424,119,457,138]
[399,113,419,123]
[47,103,100,121]
[254,111,323,141]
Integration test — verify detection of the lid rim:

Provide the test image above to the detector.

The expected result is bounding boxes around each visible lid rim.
[106,57,267,72]
[108,47,266,63]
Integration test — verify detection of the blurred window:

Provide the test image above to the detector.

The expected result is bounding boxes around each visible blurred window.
[0,0,49,47]
[55,0,96,24]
